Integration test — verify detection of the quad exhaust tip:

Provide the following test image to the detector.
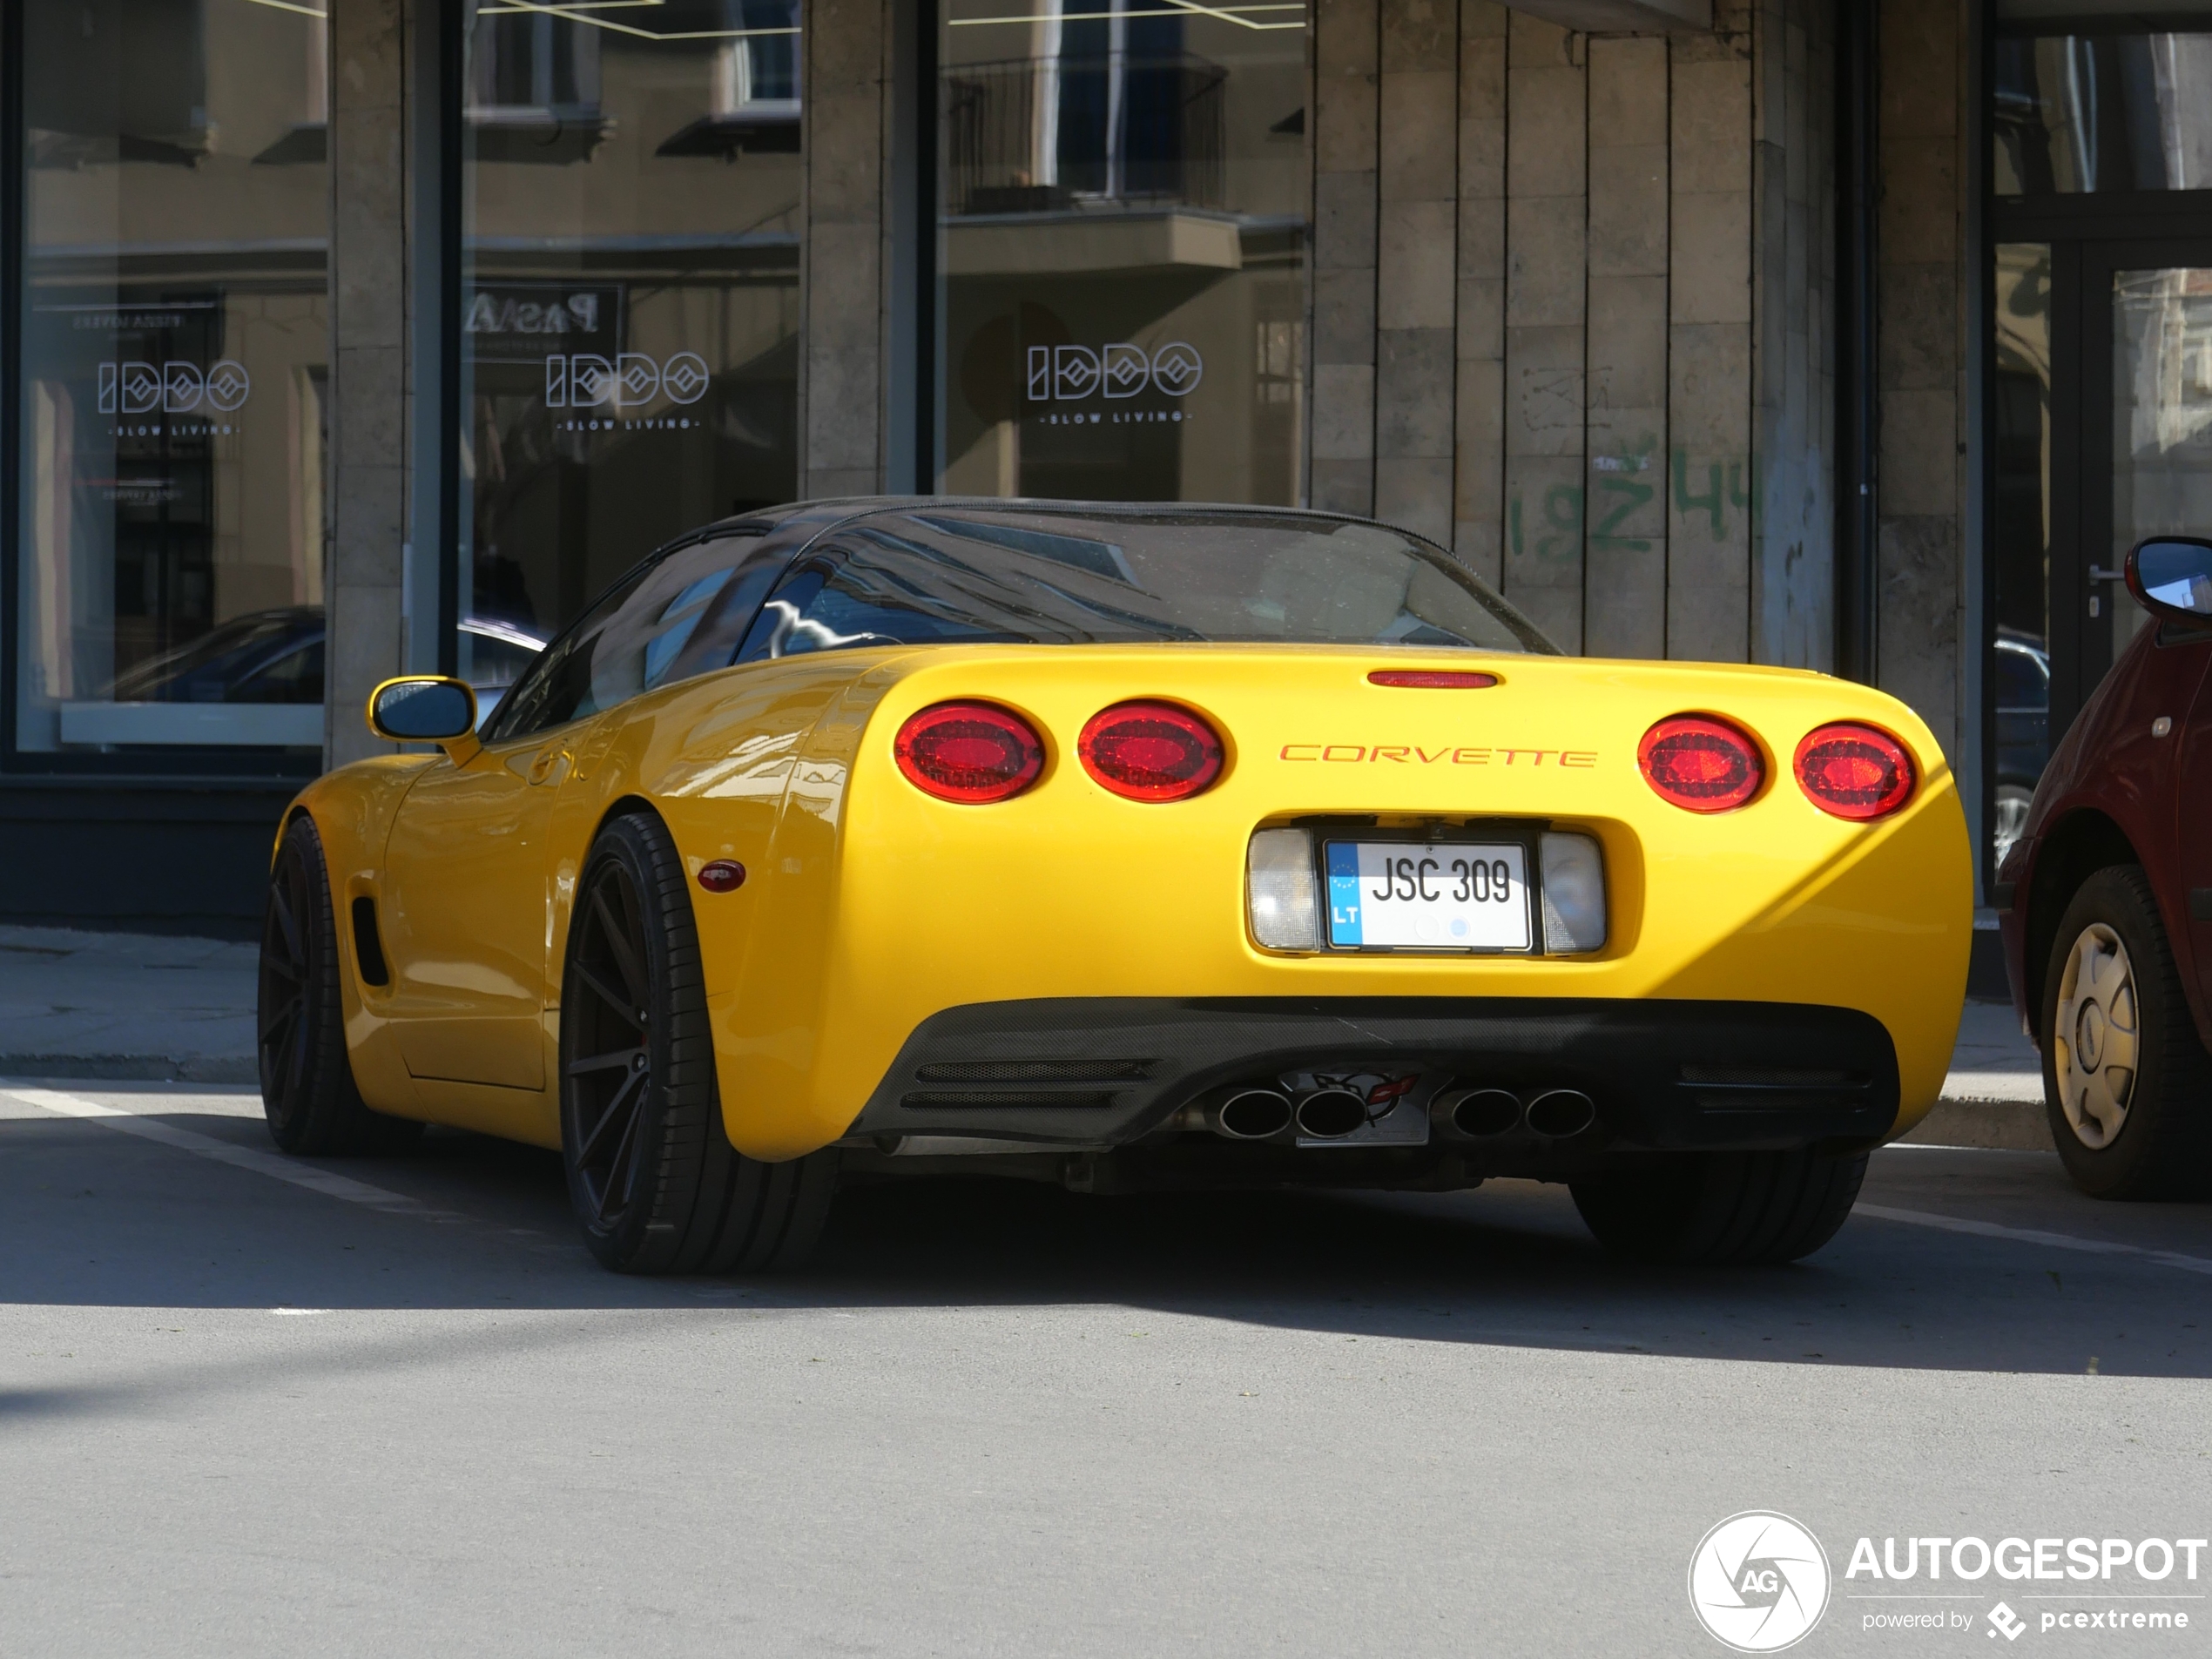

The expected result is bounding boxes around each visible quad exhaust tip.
[1440,1087,1522,1137]
[1525,1088,1596,1138]
[1214,1087,1293,1140]
[1293,1087,1368,1139]
[1433,1085,1597,1139]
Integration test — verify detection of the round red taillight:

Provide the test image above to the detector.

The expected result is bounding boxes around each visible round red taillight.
[894,701,1044,804]
[1638,715,1765,813]
[1794,723,1914,820]
[1077,701,1224,802]
[1366,669,1500,689]
[696,860,746,893]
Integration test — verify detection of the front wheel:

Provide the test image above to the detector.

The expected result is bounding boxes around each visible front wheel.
[2040,865,2212,1199]
[1569,1150,1867,1265]
[561,811,837,1274]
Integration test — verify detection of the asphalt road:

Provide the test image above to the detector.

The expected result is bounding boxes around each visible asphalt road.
[3,1085,2209,1657]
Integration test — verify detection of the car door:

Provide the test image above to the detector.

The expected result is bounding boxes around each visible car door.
[376,528,785,1111]
[2173,627,2212,1024]
[379,728,570,1096]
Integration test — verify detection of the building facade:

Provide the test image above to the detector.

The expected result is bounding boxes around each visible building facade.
[0,0,2192,931]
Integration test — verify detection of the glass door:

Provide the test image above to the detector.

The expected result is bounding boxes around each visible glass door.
[1986,238,2212,873]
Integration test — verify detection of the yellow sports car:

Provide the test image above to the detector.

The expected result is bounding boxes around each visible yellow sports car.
[259,499,1972,1271]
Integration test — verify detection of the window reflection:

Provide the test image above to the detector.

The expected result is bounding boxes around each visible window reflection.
[2113,267,2212,664]
[16,0,330,759]
[460,0,801,670]
[935,0,1307,504]
[1994,31,2212,196]
[1991,243,2052,873]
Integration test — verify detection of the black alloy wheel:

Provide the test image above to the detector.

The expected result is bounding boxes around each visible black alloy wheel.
[1569,1148,1869,1265]
[2040,865,2212,1200]
[259,815,421,1156]
[560,811,837,1274]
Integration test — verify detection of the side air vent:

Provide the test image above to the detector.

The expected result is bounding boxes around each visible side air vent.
[351,896,390,988]
[914,1059,1156,1083]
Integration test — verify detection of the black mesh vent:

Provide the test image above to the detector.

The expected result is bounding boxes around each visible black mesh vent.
[914,1059,1155,1083]
[901,1090,1123,1110]
[1679,1066,1864,1088]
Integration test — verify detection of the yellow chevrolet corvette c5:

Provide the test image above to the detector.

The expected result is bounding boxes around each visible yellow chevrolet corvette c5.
[259,498,1971,1272]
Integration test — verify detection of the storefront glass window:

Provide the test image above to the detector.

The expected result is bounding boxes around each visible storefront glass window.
[460,0,800,680]
[15,0,331,759]
[1993,29,2212,196]
[1990,242,2052,872]
[934,0,1307,503]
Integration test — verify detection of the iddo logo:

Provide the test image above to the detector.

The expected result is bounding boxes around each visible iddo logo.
[1689,1512,1831,1652]
[1025,341,1203,401]
[544,352,711,410]
[98,359,251,415]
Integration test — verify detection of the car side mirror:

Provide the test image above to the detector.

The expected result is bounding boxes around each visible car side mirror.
[2126,536,2212,623]
[368,676,481,763]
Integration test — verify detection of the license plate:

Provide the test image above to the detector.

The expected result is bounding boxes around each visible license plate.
[1325,841,1531,951]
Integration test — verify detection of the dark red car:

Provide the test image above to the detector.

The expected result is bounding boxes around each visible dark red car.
[1998,536,2212,1198]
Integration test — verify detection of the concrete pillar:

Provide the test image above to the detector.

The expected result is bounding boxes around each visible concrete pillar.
[325,0,411,766]
[1665,10,1753,662]
[1312,0,1379,517]
[1373,0,1458,544]
[1583,34,1669,659]
[1502,14,1587,651]
[1453,1,1507,584]
[1749,0,1833,669]
[803,0,887,498]
[1876,0,1963,757]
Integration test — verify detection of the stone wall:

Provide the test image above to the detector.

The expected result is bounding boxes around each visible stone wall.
[1874,0,1966,762]
[324,0,415,768]
[1312,0,1835,669]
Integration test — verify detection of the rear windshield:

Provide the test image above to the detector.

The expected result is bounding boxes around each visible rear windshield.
[752,508,1556,658]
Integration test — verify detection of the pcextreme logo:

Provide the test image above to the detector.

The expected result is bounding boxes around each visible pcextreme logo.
[1689,1512,1832,1653]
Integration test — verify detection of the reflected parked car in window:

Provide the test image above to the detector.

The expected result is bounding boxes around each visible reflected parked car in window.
[1997,535,2212,1200]
[105,608,544,729]
[1993,629,2051,870]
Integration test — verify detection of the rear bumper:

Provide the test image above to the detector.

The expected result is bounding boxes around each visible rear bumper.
[840,996,1899,1157]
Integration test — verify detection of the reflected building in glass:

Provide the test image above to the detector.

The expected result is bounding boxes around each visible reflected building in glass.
[934,0,1305,504]
[459,0,803,688]
[17,0,330,760]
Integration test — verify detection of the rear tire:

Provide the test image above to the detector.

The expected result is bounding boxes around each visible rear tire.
[2040,865,2212,1199]
[561,811,837,1274]
[1569,1150,1867,1265]
[258,815,423,1157]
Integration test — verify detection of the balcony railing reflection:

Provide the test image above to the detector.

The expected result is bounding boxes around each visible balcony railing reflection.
[946,53,1226,216]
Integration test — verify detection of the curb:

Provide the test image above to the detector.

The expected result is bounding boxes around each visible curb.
[0,1055,258,1085]
[1902,1096,2054,1153]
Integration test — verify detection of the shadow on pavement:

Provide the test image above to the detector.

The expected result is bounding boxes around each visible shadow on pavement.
[3,1106,2208,1386]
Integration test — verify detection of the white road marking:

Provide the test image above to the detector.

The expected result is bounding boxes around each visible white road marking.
[1856,1203,2212,1276]
[7,1086,435,1217]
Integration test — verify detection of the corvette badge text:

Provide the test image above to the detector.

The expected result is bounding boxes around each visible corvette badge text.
[1689,1512,2207,1651]
[1278,743,1596,766]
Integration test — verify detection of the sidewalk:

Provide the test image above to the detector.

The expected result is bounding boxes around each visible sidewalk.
[0,924,2052,1143]
[0,925,257,1083]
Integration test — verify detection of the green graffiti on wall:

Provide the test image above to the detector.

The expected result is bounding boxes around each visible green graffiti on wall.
[1672,450,1755,541]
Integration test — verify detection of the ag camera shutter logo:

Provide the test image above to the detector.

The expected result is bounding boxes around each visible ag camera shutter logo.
[1026,341,1204,401]
[1689,1512,1831,1652]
